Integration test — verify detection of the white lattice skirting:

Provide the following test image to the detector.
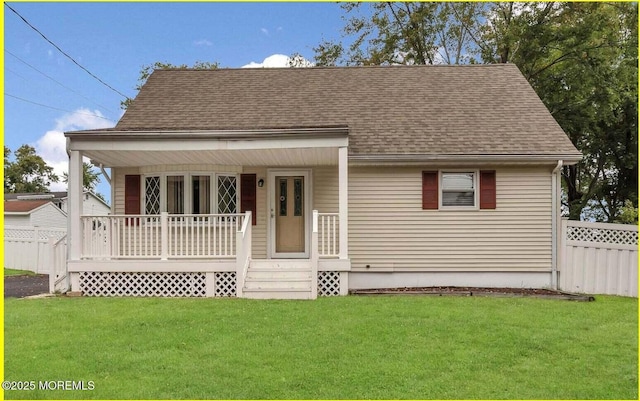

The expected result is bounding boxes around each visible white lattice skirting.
[79,272,237,297]
[567,224,638,245]
[318,271,342,296]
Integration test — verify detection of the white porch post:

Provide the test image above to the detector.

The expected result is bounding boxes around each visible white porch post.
[68,150,83,292]
[338,146,349,259]
[68,150,83,261]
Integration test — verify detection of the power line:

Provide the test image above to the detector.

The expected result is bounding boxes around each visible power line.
[5,49,118,114]
[5,93,116,122]
[5,3,130,101]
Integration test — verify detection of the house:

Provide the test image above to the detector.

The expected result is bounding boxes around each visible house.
[4,200,67,228]
[63,64,582,299]
[4,191,111,216]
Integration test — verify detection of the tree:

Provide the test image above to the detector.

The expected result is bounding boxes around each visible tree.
[62,162,101,194]
[121,61,219,109]
[479,2,637,221]
[312,2,487,66]
[312,2,638,222]
[4,145,59,193]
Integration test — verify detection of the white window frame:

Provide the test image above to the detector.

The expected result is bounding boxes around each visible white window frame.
[439,170,479,210]
[141,172,239,215]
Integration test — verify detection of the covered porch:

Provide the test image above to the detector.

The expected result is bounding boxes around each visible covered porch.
[64,127,351,299]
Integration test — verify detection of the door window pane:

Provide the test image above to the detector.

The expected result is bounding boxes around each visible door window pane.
[278,178,287,216]
[294,178,303,216]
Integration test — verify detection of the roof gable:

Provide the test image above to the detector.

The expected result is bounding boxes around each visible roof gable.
[110,64,580,158]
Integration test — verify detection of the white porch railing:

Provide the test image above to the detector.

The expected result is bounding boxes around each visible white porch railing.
[81,213,245,259]
[317,212,339,258]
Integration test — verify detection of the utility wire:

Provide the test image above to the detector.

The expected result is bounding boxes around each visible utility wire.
[5,49,118,114]
[5,93,116,122]
[5,3,130,101]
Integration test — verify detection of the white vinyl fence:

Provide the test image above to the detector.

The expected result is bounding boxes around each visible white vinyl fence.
[561,220,638,297]
[4,225,67,274]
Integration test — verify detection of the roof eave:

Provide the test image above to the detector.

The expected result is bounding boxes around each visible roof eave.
[64,126,350,141]
[349,153,583,166]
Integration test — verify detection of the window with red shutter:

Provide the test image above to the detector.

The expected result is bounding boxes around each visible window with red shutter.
[422,171,438,209]
[479,170,496,209]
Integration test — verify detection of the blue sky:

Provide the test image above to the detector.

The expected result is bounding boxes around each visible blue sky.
[4,2,346,201]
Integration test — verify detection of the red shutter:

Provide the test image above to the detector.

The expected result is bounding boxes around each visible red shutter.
[479,170,496,209]
[240,174,257,225]
[422,171,438,210]
[124,175,141,226]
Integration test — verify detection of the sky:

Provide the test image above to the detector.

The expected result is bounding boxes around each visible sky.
[3,1,347,202]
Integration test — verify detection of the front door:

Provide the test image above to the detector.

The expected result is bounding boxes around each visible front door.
[270,171,309,258]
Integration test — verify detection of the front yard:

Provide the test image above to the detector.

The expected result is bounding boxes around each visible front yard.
[4,295,638,399]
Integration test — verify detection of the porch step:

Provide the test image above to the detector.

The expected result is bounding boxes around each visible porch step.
[242,287,313,300]
[241,259,314,300]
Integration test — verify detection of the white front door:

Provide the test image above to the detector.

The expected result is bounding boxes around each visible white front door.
[269,170,310,258]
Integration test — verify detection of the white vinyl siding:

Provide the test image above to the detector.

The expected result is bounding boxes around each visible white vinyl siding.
[349,166,553,271]
[31,203,67,228]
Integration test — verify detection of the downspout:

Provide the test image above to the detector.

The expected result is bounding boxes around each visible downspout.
[551,160,563,290]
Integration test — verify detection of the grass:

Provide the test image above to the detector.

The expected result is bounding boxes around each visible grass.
[4,268,37,277]
[4,295,638,399]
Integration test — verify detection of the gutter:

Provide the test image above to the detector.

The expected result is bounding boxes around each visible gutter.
[349,153,582,165]
[551,160,563,290]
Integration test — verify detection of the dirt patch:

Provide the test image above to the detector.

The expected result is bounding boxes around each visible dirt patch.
[5,274,49,298]
[350,286,595,301]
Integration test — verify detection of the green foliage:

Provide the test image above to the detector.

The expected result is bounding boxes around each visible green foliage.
[615,200,639,225]
[121,61,219,109]
[4,296,637,399]
[62,162,101,194]
[316,2,638,222]
[4,145,59,193]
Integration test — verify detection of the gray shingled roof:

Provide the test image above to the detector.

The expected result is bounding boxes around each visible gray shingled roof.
[115,64,580,158]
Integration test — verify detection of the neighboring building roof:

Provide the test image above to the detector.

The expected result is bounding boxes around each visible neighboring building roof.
[4,200,51,213]
[104,64,580,159]
[4,192,67,201]
[5,191,110,207]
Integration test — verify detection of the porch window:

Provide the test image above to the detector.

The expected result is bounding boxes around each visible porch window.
[217,175,237,214]
[167,175,185,214]
[192,175,211,214]
[145,176,161,214]
[441,172,475,207]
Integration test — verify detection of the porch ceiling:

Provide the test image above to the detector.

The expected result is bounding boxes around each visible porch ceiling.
[84,147,339,168]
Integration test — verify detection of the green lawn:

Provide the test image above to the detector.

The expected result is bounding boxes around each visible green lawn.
[4,296,638,399]
[4,268,37,277]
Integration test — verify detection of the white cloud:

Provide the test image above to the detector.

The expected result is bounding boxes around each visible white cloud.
[35,108,113,191]
[194,39,213,47]
[260,28,269,36]
[241,54,313,68]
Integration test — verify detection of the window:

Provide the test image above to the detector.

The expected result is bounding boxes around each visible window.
[139,173,239,215]
[145,176,160,214]
[217,175,237,214]
[192,175,211,214]
[422,170,496,210]
[166,175,184,214]
[441,172,475,207]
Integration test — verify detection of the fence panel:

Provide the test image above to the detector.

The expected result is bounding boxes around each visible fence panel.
[4,226,66,274]
[561,220,638,297]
